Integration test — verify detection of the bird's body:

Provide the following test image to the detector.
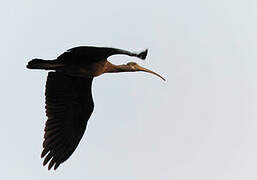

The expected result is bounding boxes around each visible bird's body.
[27,46,164,170]
[58,58,110,78]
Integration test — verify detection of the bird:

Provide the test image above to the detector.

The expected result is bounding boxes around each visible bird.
[27,46,165,170]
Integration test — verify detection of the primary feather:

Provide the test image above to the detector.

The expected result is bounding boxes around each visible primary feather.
[42,72,94,170]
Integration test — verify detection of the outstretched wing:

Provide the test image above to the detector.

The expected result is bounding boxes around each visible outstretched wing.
[57,46,114,65]
[41,72,94,170]
[57,46,145,65]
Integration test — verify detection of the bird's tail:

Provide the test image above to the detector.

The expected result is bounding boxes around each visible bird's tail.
[26,59,64,70]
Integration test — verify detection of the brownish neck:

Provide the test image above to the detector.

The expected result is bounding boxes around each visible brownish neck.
[104,62,133,73]
[103,61,166,81]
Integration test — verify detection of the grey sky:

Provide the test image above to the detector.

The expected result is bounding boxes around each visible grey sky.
[1,0,256,179]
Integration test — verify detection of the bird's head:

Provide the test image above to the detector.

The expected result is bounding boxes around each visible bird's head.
[126,62,165,81]
[126,62,139,70]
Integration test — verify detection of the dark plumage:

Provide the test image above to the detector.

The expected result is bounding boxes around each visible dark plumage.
[42,72,93,170]
[27,46,148,70]
[57,46,148,64]
[27,46,165,170]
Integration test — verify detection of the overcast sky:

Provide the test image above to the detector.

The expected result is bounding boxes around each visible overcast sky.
[1,0,257,179]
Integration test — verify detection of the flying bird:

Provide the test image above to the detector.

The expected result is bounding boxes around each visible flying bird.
[27,46,165,170]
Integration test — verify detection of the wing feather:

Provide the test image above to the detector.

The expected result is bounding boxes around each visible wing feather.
[42,72,94,170]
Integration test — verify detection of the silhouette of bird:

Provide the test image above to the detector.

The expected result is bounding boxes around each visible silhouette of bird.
[27,46,165,170]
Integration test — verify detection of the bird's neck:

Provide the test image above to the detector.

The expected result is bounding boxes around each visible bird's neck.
[105,61,133,73]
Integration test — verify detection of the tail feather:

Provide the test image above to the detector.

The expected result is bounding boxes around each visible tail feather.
[27,59,64,70]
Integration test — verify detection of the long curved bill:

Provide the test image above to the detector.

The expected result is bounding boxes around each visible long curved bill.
[136,64,166,81]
